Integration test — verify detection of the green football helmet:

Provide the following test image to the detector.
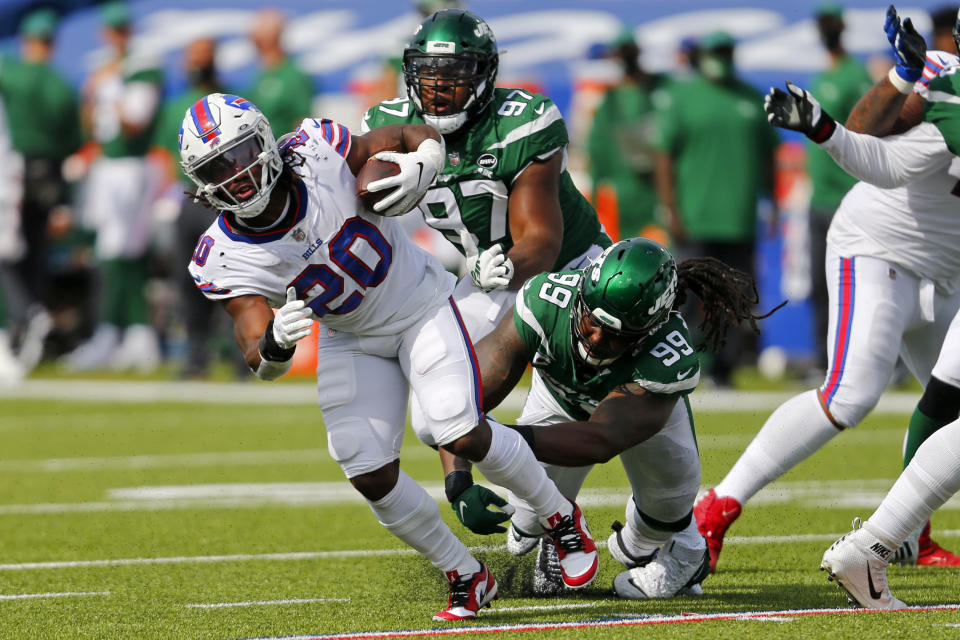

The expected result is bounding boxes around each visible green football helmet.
[573,238,678,366]
[403,9,499,134]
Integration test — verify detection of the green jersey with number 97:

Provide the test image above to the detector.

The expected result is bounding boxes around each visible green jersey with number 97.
[361,88,610,267]
[514,270,700,421]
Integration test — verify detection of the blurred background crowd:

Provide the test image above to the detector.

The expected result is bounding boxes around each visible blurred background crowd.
[0,0,952,387]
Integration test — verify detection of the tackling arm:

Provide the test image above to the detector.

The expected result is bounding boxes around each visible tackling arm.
[524,384,678,467]
[503,152,565,289]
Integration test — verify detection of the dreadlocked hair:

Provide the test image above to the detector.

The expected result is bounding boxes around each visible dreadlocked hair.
[673,256,786,354]
[185,145,307,211]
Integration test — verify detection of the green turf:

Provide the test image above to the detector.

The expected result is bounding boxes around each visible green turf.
[0,395,957,639]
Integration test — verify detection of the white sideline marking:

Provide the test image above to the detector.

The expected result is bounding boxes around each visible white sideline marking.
[5,530,960,572]
[186,597,348,609]
[0,590,109,601]
[0,380,922,414]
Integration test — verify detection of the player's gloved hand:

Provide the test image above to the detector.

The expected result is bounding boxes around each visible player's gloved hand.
[884,5,926,85]
[446,470,516,535]
[272,287,313,349]
[459,229,515,291]
[366,138,444,217]
[764,81,837,143]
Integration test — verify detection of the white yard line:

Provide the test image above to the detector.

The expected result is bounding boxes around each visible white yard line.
[0,380,923,413]
[185,597,348,609]
[493,603,599,613]
[2,480,958,515]
[0,590,109,601]
[4,530,960,572]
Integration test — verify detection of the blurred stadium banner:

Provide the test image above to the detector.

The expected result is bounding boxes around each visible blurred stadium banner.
[0,1,933,368]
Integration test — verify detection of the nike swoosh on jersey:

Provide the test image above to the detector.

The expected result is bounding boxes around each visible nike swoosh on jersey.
[677,367,694,380]
[459,501,468,523]
[535,103,545,115]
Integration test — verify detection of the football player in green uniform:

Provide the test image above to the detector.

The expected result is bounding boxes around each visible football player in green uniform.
[361,10,610,390]
[443,237,773,598]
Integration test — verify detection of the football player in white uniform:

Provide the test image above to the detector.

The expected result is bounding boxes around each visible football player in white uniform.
[695,6,960,573]
[180,93,598,621]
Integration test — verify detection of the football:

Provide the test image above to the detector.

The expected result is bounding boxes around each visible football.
[355,157,401,212]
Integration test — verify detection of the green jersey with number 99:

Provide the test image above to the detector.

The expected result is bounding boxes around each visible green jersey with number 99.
[361,88,610,267]
[514,270,700,421]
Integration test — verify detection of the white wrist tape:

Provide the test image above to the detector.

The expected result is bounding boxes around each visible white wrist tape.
[888,67,916,95]
[254,355,293,381]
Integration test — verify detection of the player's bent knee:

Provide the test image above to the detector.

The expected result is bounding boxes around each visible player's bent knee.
[349,461,400,502]
[327,418,399,478]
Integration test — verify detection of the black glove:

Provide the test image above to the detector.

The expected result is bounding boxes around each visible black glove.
[445,470,515,535]
[884,5,926,84]
[764,81,837,143]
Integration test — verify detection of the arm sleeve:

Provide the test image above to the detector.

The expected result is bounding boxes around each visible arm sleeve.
[818,122,955,188]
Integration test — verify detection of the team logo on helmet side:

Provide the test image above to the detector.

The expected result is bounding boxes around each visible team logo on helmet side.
[647,269,677,316]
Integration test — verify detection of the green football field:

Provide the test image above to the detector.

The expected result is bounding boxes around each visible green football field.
[0,381,958,639]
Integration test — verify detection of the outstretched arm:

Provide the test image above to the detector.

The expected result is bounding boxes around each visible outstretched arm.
[520,384,678,467]
[845,78,924,136]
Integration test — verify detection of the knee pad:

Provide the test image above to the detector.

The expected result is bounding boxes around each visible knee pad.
[918,376,960,422]
[326,418,400,478]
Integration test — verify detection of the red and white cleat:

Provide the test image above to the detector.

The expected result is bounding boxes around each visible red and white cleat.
[693,488,742,573]
[917,522,960,567]
[433,564,498,621]
[542,500,599,589]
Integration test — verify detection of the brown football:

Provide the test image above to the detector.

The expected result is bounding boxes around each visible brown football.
[356,157,402,212]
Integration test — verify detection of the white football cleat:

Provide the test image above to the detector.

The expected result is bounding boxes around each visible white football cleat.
[821,519,907,610]
[433,563,498,621]
[891,526,921,567]
[506,521,541,557]
[533,537,564,596]
[109,324,161,373]
[607,520,658,569]
[612,537,710,599]
[541,500,599,589]
[61,324,119,372]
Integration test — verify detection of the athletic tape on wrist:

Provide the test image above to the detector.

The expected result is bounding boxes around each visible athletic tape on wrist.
[888,67,916,95]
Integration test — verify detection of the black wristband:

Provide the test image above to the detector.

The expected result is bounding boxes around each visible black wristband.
[444,469,474,503]
[809,114,837,144]
[258,320,296,362]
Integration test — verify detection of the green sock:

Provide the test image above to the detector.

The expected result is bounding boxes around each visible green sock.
[903,407,949,467]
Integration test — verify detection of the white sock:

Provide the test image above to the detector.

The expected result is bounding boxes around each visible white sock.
[368,470,479,576]
[714,390,840,503]
[619,495,674,557]
[867,419,960,548]
[475,418,571,522]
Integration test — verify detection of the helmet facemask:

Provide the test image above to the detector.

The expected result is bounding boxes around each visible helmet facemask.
[404,51,495,134]
[179,94,283,220]
[571,290,662,367]
[185,127,281,219]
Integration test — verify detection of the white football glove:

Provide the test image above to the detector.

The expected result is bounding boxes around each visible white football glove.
[459,229,514,292]
[366,137,444,217]
[273,287,314,349]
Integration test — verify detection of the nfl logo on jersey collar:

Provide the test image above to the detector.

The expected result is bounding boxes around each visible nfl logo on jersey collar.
[449,152,460,167]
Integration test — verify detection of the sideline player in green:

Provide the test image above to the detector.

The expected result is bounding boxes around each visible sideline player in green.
[443,237,776,597]
[360,9,610,371]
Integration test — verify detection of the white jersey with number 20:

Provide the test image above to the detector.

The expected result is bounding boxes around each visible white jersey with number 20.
[187,117,454,336]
